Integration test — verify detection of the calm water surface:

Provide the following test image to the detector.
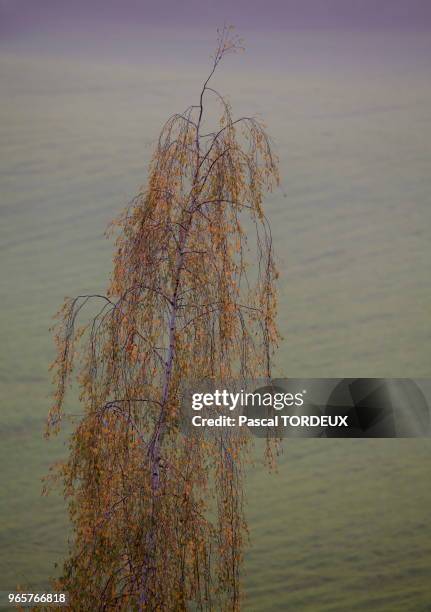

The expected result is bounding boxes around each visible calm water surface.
[1,30,430,606]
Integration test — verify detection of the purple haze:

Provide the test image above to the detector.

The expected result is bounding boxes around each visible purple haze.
[1,0,431,37]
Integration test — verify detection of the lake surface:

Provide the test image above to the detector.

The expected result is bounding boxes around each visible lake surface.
[1,29,430,608]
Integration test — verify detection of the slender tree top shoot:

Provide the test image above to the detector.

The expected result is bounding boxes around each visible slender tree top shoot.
[48,26,280,611]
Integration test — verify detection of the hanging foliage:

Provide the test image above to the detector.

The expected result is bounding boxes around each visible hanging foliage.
[46,26,279,611]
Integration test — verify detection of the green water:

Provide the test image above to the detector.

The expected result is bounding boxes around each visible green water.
[1,32,431,609]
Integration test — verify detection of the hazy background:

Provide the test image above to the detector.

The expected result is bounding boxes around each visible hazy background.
[1,1,431,609]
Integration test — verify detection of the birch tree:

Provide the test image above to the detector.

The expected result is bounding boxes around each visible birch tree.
[47,26,279,611]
